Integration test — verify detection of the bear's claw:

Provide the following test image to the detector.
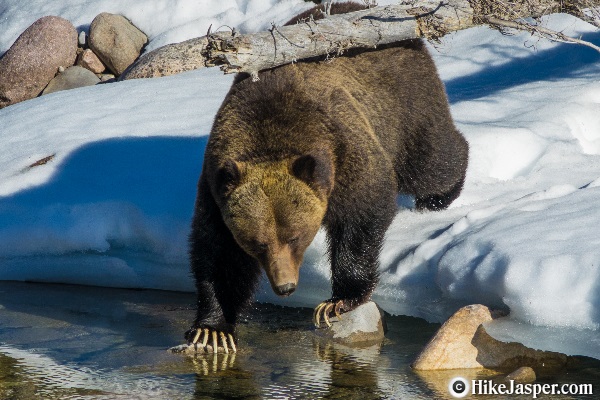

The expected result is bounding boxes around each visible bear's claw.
[188,327,236,353]
[313,300,344,328]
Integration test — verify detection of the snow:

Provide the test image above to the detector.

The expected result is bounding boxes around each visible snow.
[0,0,314,55]
[1,1,599,358]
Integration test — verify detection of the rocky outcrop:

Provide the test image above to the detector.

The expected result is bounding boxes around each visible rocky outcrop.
[42,66,100,95]
[88,13,147,76]
[0,16,77,108]
[412,304,571,372]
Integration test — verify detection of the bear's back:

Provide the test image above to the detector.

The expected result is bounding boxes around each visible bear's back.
[209,39,453,168]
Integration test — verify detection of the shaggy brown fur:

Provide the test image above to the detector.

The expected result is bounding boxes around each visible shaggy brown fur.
[284,1,368,26]
[186,2,469,346]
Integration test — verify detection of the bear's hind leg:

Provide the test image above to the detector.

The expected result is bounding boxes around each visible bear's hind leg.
[415,174,465,211]
[400,127,469,211]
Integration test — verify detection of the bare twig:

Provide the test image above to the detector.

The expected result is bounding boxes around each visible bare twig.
[572,0,600,28]
[486,16,600,52]
[326,1,334,16]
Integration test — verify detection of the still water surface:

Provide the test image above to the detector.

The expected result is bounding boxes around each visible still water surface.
[0,282,597,399]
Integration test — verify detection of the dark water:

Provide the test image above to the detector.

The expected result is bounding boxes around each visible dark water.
[0,282,597,399]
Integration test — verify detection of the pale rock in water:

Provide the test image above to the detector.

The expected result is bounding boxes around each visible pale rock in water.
[89,13,147,76]
[313,301,385,346]
[412,304,495,370]
[0,16,77,108]
[412,304,571,372]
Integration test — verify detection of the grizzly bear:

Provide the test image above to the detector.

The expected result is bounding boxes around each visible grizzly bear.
[185,2,468,353]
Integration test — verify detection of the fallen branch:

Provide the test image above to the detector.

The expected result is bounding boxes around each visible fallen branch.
[121,0,600,80]
[486,16,600,52]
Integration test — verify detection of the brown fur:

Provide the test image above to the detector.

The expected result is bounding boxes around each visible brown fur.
[284,2,368,26]
[219,160,327,292]
[186,3,468,340]
[210,39,467,207]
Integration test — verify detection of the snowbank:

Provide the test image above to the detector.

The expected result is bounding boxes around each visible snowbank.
[0,0,314,55]
[1,1,599,357]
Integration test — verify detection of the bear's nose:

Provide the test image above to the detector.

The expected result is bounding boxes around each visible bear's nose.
[275,283,296,297]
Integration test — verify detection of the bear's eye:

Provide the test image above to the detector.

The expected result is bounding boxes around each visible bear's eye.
[255,242,269,252]
[288,237,299,245]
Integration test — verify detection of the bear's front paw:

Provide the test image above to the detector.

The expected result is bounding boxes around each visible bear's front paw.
[313,299,347,328]
[185,327,237,354]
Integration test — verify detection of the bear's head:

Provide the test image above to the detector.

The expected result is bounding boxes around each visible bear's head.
[214,150,334,297]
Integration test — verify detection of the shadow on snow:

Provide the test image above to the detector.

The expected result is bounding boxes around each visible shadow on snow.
[3,135,209,219]
[444,31,600,103]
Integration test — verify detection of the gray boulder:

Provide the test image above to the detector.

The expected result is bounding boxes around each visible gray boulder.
[0,16,77,108]
[89,13,147,76]
[42,65,100,95]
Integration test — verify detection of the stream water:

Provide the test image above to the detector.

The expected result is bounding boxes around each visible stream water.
[0,282,597,399]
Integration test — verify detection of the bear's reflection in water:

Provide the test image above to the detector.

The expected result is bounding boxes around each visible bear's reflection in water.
[191,339,385,400]
[189,303,438,400]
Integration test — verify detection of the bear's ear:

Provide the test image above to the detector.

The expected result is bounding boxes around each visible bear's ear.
[291,150,334,196]
[215,160,242,197]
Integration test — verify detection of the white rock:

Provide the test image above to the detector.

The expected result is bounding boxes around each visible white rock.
[78,30,86,47]
[313,301,385,346]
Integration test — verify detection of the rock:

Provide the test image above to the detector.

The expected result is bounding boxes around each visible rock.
[77,49,105,73]
[472,324,569,372]
[505,366,536,383]
[0,16,77,108]
[88,13,147,76]
[412,304,494,370]
[42,65,100,95]
[170,343,195,355]
[313,301,385,346]
[78,30,87,47]
[412,304,571,372]
[98,74,116,83]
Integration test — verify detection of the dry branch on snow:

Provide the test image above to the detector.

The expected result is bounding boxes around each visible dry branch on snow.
[121,0,600,80]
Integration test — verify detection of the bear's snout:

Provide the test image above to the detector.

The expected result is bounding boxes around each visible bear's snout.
[274,282,296,297]
[262,245,301,297]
